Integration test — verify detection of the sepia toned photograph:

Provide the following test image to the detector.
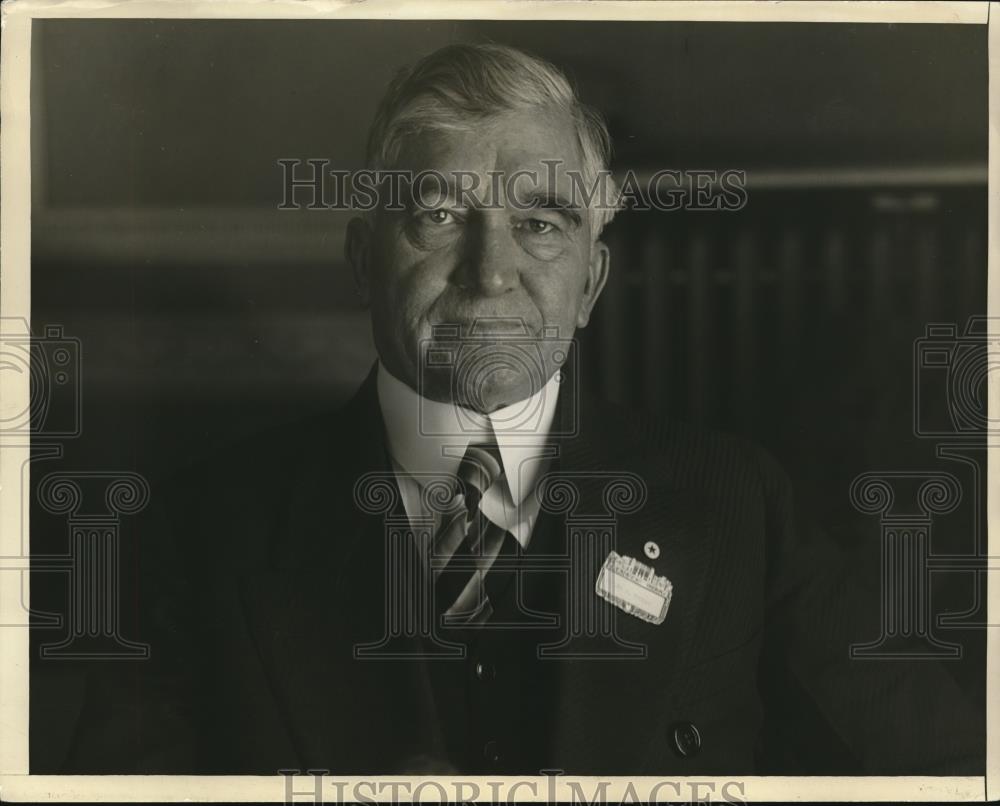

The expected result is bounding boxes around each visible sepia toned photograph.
[1,2,995,802]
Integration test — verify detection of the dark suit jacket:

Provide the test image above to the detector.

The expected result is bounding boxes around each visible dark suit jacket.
[43,364,984,775]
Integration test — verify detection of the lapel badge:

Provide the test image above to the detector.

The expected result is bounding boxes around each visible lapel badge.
[595,550,673,625]
[644,540,660,560]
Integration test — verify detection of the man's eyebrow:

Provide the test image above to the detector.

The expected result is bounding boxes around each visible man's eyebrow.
[520,190,583,228]
[403,175,463,209]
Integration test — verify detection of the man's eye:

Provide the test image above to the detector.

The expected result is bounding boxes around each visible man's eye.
[425,209,456,225]
[523,219,558,235]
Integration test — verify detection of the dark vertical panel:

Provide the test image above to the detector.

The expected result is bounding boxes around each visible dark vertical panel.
[687,232,710,424]
[778,229,803,379]
[642,230,668,411]
[733,230,758,430]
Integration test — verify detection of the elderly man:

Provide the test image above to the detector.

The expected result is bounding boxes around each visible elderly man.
[53,42,982,777]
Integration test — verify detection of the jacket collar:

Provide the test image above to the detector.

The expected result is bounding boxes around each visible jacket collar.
[376,361,561,506]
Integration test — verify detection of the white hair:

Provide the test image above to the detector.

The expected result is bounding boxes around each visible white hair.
[365,42,621,236]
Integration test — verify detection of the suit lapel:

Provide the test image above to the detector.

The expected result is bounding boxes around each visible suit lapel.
[542,392,718,772]
[237,365,449,771]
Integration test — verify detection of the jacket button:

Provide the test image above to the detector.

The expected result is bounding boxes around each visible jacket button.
[474,661,496,681]
[671,721,701,758]
[483,740,501,763]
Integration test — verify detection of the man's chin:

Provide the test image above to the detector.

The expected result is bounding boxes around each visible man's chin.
[416,334,553,412]
[418,368,539,413]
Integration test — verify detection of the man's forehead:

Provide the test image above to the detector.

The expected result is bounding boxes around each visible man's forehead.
[396,108,586,181]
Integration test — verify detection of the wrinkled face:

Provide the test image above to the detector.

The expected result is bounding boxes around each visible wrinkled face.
[347,107,610,412]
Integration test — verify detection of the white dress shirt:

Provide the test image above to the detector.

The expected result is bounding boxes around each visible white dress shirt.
[376,362,561,549]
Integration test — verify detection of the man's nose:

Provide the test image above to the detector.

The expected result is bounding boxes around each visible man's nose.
[459,217,519,297]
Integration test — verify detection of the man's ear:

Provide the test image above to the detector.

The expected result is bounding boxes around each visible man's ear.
[345,216,373,305]
[576,239,610,328]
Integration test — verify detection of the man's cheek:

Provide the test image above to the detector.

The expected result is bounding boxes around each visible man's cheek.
[399,258,452,307]
[526,266,585,328]
[396,278,446,337]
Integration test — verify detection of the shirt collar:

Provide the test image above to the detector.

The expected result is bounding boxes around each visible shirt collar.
[376,361,560,505]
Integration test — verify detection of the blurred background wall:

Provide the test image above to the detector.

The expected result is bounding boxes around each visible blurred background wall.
[29,20,988,715]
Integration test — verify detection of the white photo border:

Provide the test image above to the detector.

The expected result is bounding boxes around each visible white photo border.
[0,1,995,802]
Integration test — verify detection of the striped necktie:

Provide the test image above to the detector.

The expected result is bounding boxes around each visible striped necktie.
[433,441,519,625]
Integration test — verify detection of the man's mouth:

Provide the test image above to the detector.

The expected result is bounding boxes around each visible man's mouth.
[433,317,539,340]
